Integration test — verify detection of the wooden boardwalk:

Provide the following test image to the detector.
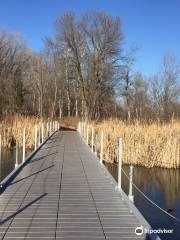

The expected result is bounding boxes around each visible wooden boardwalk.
[0,130,152,240]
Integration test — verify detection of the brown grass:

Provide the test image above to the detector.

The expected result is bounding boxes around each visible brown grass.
[1,115,179,168]
[90,119,180,168]
[0,115,48,148]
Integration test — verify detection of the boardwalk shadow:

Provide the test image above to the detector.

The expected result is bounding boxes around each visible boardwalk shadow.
[42,145,60,150]
[48,136,60,141]
[9,165,54,186]
[30,152,57,163]
[0,193,47,225]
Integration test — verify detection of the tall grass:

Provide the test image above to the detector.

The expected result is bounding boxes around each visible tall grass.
[0,115,45,148]
[1,115,179,168]
[92,119,180,168]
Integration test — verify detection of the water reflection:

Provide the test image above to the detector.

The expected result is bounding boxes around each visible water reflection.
[105,163,180,240]
[0,148,31,181]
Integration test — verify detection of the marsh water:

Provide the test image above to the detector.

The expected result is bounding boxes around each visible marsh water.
[105,163,180,240]
[0,147,32,181]
[0,149,180,240]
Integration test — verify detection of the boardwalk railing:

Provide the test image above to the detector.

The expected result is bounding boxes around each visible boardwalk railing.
[78,121,162,240]
[0,122,163,240]
[0,120,59,194]
[77,121,135,201]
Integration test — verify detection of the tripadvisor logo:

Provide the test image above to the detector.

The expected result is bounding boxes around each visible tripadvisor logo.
[135,226,144,235]
[135,226,174,236]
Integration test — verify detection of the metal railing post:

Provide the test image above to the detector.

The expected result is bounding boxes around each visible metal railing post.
[38,128,41,146]
[45,122,48,137]
[34,125,37,150]
[83,123,85,140]
[15,143,19,168]
[128,165,134,202]
[100,130,104,164]
[50,122,52,135]
[22,128,26,163]
[78,122,81,135]
[95,134,98,156]
[60,107,62,119]
[91,127,94,151]
[86,125,89,144]
[118,138,122,189]
[41,123,44,143]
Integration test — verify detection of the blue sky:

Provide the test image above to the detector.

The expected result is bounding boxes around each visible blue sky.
[0,0,180,76]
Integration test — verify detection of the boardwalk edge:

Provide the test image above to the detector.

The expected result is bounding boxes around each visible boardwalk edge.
[0,130,58,194]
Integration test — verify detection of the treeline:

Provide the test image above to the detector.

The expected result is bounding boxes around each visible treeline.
[0,11,179,121]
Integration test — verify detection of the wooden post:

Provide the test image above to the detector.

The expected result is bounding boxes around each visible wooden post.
[100,131,104,164]
[41,123,44,143]
[15,142,19,168]
[91,127,94,151]
[22,128,26,163]
[118,138,122,189]
[34,125,37,150]
[86,125,89,144]
[128,165,134,202]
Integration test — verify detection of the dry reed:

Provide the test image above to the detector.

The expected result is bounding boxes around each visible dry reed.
[91,119,180,168]
[0,115,47,148]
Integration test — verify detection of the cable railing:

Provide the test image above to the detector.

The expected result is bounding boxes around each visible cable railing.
[77,121,180,227]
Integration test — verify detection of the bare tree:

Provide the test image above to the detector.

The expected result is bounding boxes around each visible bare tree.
[118,46,139,120]
[45,11,123,120]
[131,72,150,120]
[150,54,180,120]
[0,30,28,114]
